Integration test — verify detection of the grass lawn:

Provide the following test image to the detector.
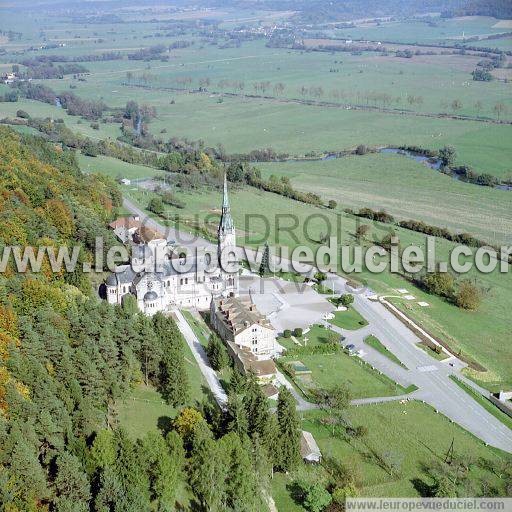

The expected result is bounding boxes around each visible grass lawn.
[364,335,407,369]
[116,384,179,440]
[279,350,408,400]
[116,325,209,440]
[278,324,340,351]
[313,282,335,295]
[449,376,512,432]
[416,342,450,361]
[329,308,369,330]
[274,270,306,283]
[301,401,512,498]
[181,309,210,348]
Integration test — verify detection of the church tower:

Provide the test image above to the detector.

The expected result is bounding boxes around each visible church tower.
[217,173,238,295]
[218,172,236,261]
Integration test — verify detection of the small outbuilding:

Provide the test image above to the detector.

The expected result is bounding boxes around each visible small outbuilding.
[300,430,322,463]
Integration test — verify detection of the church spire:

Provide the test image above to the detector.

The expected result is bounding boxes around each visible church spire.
[218,172,234,233]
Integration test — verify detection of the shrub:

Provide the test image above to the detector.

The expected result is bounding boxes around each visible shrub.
[354,425,368,438]
[293,480,332,512]
[16,109,30,119]
[293,327,303,338]
[332,484,359,504]
[421,272,455,298]
[283,329,292,338]
[339,294,354,307]
[356,207,394,224]
[284,343,340,357]
[147,197,165,215]
[455,280,481,310]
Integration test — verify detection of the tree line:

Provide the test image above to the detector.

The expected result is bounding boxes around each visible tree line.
[0,127,290,511]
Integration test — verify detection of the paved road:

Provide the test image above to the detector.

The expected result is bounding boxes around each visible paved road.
[326,274,512,453]
[173,309,227,408]
[122,198,512,453]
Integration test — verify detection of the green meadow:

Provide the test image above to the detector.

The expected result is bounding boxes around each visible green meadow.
[257,153,512,245]
[273,399,512,508]
[79,153,164,181]
[332,15,512,45]
[36,38,512,118]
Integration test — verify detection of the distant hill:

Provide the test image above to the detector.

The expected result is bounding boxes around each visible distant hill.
[207,0,468,22]
[451,0,512,19]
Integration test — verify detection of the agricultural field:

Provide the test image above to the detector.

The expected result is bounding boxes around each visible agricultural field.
[257,153,512,244]
[330,15,512,46]
[17,37,512,118]
[79,154,164,181]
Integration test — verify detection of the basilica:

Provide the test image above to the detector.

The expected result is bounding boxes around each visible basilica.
[105,175,239,315]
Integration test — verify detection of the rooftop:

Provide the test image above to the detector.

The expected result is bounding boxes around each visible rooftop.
[214,296,273,335]
[133,225,165,243]
[227,340,277,377]
[300,430,322,462]
[109,216,141,230]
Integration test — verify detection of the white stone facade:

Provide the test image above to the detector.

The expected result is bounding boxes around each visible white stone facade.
[210,296,278,359]
[104,175,238,315]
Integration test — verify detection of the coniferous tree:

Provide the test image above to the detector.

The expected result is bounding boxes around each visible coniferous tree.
[229,368,247,395]
[252,433,272,493]
[153,313,189,406]
[220,432,259,511]
[53,452,91,511]
[90,429,117,470]
[141,431,183,510]
[275,388,301,472]
[259,243,271,277]
[243,376,271,444]
[206,334,230,371]
[226,392,249,438]
[8,440,50,508]
[94,466,123,512]
[137,316,162,386]
[114,429,151,511]
[189,434,228,511]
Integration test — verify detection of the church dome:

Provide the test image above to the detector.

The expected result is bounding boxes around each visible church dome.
[143,290,158,301]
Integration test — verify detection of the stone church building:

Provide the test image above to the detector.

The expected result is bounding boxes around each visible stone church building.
[105,175,239,315]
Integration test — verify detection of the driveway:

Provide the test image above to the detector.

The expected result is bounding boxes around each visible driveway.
[173,309,227,408]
